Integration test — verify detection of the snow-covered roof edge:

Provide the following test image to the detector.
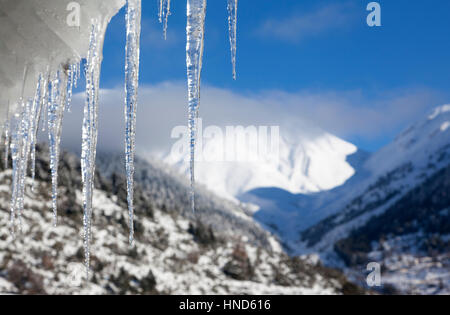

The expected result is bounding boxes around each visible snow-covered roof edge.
[0,0,126,118]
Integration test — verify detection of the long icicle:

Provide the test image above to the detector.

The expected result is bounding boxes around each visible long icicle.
[48,70,68,227]
[186,0,207,213]
[41,73,50,133]
[82,20,105,279]
[158,0,171,39]
[30,73,46,191]
[16,99,34,230]
[10,93,37,235]
[3,102,10,169]
[227,0,238,80]
[10,101,29,234]
[124,0,142,246]
[66,63,79,113]
[9,109,22,237]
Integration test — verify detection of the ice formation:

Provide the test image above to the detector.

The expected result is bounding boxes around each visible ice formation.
[227,0,238,80]
[0,0,238,277]
[0,0,125,277]
[186,0,207,212]
[158,0,172,40]
[48,69,75,226]
[3,103,10,170]
[124,0,142,246]
[185,0,239,211]
[30,74,47,190]
[81,19,108,278]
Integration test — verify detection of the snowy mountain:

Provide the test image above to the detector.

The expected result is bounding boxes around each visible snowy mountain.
[242,105,450,294]
[97,153,276,249]
[163,125,360,200]
[299,105,450,252]
[0,146,362,295]
[153,101,450,294]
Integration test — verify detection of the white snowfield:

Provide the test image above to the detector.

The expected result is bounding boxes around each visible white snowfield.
[0,0,125,117]
[366,104,450,176]
[165,126,358,200]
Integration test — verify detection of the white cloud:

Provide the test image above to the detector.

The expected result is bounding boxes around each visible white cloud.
[257,2,357,43]
[55,81,442,155]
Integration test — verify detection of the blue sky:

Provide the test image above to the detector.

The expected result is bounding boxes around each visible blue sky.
[92,0,450,152]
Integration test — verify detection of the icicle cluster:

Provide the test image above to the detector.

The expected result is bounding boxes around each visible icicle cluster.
[2,0,240,281]
[158,0,171,39]
[7,63,79,235]
[3,6,141,280]
[124,0,142,246]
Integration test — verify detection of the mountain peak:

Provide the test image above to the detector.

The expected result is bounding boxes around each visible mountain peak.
[364,104,450,176]
[162,127,359,199]
[428,104,450,121]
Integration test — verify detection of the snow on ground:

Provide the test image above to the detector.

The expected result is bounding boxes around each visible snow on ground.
[345,232,450,295]
[0,165,358,295]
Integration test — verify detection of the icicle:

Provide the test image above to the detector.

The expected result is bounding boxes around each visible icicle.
[41,73,51,133]
[186,0,207,212]
[158,0,171,39]
[158,0,163,21]
[66,63,80,113]
[227,0,238,80]
[16,100,32,229]
[75,62,81,88]
[9,104,24,234]
[9,95,35,235]
[9,114,21,237]
[30,73,46,191]
[3,102,10,169]
[47,70,67,227]
[82,20,105,279]
[124,0,142,246]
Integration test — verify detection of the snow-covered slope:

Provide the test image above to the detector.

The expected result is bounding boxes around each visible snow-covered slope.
[0,146,362,295]
[97,152,276,249]
[163,126,359,200]
[232,105,450,294]
[366,105,450,176]
[299,105,450,252]
[236,105,450,254]
[291,105,450,294]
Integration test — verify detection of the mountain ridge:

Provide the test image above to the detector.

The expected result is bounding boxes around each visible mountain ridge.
[162,125,360,200]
